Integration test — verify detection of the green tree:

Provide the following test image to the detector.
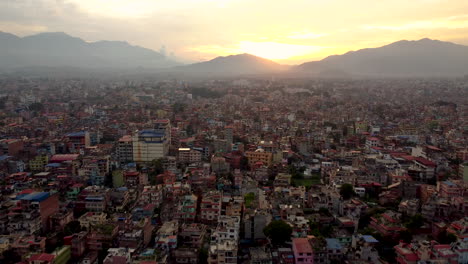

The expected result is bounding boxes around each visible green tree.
[340,183,355,200]
[240,156,250,171]
[199,248,208,264]
[29,102,44,112]
[63,220,84,236]
[399,230,413,243]
[263,220,293,245]
[405,214,425,230]
[149,158,165,184]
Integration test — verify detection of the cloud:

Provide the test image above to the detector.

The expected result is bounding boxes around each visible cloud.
[363,15,468,31]
[0,0,467,63]
[287,32,328,40]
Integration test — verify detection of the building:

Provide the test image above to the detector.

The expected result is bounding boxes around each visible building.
[10,192,59,234]
[179,223,207,249]
[175,194,198,222]
[29,155,49,171]
[244,210,271,241]
[200,191,222,224]
[0,139,24,156]
[78,212,107,229]
[438,180,464,198]
[155,220,178,252]
[292,238,314,264]
[250,247,272,264]
[246,149,273,167]
[132,129,169,163]
[116,135,133,163]
[365,137,380,149]
[178,148,202,164]
[172,248,199,264]
[209,216,240,264]
[103,248,132,264]
[65,131,90,153]
[225,126,233,151]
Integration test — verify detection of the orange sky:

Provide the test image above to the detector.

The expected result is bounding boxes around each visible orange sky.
[1,0,468,64]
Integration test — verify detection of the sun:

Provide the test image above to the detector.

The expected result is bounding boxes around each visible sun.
[239,41,323,60]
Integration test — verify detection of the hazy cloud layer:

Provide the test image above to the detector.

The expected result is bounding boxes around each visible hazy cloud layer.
[1,0,468,63]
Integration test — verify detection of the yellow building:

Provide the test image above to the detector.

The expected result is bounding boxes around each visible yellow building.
[78,212,107,229]
[245,149,273,167]
[0,236,11,255]
[29,155,49,171]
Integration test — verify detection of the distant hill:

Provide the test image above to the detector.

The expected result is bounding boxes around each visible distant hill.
[1,32,467,77]
[172,53,288,76]
[295,38,468,77]
[0,32,179,69]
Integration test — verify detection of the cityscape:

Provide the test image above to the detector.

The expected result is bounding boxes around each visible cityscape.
[0,77,467,264]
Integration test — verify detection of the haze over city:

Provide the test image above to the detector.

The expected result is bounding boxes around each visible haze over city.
[1,0,468,63]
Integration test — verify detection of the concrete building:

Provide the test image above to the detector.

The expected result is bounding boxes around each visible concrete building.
[200,191,222,224]
[246,149,273,167]
[292,238,314,264]
[132,127,170,163]
[116,135,133,163]
[66,131,90,153]
[244,210,271,241]
[178,148,202,164]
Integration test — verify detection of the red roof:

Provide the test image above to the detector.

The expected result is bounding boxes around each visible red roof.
[29,253,55,262]
[125,171,140,176]
[293,238,313,253]
[414,157,436,167]
[50,154,80,162]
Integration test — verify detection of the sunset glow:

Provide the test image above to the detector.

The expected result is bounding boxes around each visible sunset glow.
[1,0,468,63]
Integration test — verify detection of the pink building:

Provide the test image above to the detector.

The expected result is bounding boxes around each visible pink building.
[292,238,314,264]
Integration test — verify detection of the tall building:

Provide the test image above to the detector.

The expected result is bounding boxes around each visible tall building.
[132,129,169,163]
[225,126,233,151]
[65,131,90,153]
[116,135,133,163]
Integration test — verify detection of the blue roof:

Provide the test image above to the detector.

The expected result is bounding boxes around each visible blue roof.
[19,192,50,202]
[326,238,343,250]
[46,163,61,167]
[362,235,379,243]
[15,193,29,200]
[0,155,12,161]
[443,181,456,186]
[67,131,87,137]
[139,129,165,137]
[140,249,155,256]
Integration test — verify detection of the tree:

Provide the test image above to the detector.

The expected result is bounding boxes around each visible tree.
[149,158,165,184]
[240,156,250,171]
[263,220,293,245]
[438,231,457,244]
[199,248,208,264]
[399,230,413,243]
[63,220,84,236]
[340,184,355,200]
[29,102,44,112]
[405,214,425,230]
[318,207,331,216]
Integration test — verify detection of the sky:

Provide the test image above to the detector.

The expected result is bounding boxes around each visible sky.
[1,0,468,64]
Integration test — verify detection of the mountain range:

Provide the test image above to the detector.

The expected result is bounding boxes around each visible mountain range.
[1,31,468,77]
[0,32,179,69]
